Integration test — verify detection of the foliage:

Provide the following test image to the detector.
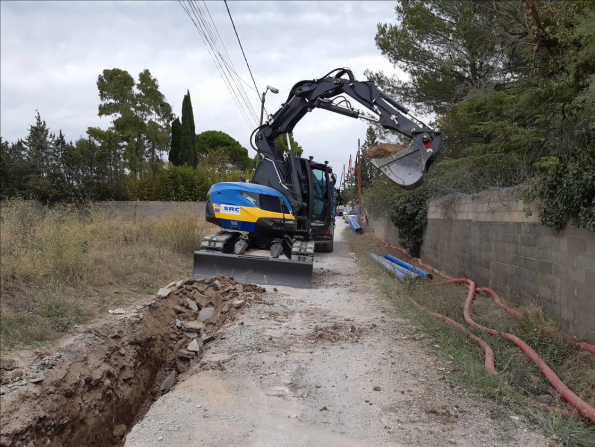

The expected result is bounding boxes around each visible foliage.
[273,132,303,157]
[364,0,595,237]
[195,130,254,170]
[96,68,173,175]
[389,188,429,257]
[179,90,197,167]
[0,69,252,203]
[169,117,182,166]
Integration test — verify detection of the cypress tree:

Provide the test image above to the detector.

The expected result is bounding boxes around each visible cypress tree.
[179,91,197,167]
[169,117,182,166]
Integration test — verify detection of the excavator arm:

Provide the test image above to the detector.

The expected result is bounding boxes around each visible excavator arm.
[251,68,442,211]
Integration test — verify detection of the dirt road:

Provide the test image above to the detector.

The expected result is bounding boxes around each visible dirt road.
[125,220,547,447]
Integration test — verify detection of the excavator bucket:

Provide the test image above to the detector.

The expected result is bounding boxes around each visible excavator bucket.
[193,251,314,289]
[369,137,436,190]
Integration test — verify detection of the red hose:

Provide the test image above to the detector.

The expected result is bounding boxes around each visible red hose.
[406,294,497,375]
[476,288,595,355]
[458,280,595,424]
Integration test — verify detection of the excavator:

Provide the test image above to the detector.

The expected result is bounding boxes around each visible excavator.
[193,68,441,288]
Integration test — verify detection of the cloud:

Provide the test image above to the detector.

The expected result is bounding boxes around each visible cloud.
[1,1,405,171]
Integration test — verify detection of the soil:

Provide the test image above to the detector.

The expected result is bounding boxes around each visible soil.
[0,277,263,447]
[364,143,407,159]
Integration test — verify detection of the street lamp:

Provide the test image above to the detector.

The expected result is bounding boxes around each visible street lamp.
[260,85,279,126]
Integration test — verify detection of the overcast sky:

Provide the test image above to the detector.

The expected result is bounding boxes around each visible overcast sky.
[1,1,405,171]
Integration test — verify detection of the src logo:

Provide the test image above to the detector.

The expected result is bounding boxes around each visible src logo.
[214,204,241,215]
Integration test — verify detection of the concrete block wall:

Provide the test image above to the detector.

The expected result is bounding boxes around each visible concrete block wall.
[368,191,595,342]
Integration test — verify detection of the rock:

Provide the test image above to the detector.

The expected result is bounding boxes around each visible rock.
[160,371,176,393]
[184,298,198,312]
[202,335,216,344]
[184,332,198,339]
[176,359,189,374]
[175,319,182,328]
[113,424,128,438]
[194,282,208,293]
[29,377,43,384]
[175,279,185,289]
[319,406,329,411]
[187,339,201,353]
[111,308,126,315]
[177,349,195,360]
[211,280,222,291]
[157,288,172,298]
[221,303,232,314]
[166,281,177,289]
[173,306,187,314]
[198,307,215,322]
[232,300,246,309]
[373,386,381,391]
[273,288,278,292]
[182,321,205,333]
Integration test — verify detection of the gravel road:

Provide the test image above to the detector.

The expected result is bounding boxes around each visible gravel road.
[125,220,548,447]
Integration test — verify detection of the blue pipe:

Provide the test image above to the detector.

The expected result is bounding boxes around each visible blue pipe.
[348,217,363,234]
[369,253,405,281]
[384,254,432,278]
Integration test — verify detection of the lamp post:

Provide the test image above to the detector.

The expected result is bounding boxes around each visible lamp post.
[260,85,279,126]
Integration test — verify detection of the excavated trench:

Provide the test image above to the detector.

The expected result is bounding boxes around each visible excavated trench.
[0,277,264,447]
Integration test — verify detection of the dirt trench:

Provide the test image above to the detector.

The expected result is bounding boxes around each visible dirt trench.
[0,277,264,447]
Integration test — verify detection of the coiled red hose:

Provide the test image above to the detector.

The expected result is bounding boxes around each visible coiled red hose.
[447,278,595,424]
[368,230,595,422]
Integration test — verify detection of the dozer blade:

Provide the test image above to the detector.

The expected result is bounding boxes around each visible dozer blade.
[370,137,435,190]
[193,251,313,289]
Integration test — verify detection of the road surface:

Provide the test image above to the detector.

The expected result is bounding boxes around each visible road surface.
[125,220,547,447]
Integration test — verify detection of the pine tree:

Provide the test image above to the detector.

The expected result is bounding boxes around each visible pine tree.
[179,91,197,167]
[169,117,182,166]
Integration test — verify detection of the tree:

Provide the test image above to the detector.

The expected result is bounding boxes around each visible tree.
[169,118,182,166]
[195,130,253,171]
[273,132,303,157]
[367,1,518,114]
[179,90,197,167]
[96,68,173,176]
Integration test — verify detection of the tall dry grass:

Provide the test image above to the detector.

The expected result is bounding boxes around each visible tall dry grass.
[0,201,215,350]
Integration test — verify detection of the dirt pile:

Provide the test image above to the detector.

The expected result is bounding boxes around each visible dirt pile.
[0,277,263,447]
[363,143,407,159]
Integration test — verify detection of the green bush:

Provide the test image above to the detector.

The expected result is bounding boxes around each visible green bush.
[389,188,429,257]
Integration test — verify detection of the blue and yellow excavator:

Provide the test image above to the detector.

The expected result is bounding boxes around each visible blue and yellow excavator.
[193,68,442,288]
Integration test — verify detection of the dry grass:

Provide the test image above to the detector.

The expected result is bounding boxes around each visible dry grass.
[0,201,215,351]
[345,228,595,447]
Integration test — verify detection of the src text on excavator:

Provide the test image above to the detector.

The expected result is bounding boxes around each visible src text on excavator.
[193,68,442,288]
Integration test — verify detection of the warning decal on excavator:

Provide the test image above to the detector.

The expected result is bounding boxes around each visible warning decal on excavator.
[214,204,240,215]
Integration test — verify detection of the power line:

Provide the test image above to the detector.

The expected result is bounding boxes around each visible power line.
[194,1,259,123]
[179,0,256,130]
[187,0,257,125]
[223,0,268,118]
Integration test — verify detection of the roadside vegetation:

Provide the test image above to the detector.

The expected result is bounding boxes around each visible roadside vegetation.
[0,201,214,351]
[341,0,595,253]
[346,228,595,447]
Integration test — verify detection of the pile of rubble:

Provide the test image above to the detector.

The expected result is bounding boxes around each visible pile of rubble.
[159,277,265,389]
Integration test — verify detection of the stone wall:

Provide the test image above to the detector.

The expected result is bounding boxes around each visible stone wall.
[368,191,595,342]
